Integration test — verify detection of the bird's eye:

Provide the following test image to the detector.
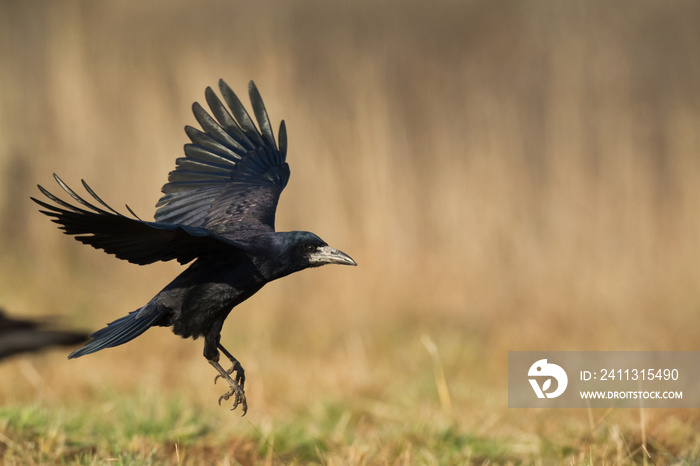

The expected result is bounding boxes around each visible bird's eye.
[305,244,317,253]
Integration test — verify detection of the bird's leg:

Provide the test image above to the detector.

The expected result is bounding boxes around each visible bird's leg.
[208,359,247,415]
[204,330,247,415]
[214,343,246,389]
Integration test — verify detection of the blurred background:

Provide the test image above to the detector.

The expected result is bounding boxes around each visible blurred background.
[1,0,700,461]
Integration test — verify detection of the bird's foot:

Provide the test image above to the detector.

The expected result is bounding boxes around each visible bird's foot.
[209,360,248,415]
[214,358,245,388]
[217,383,247,413]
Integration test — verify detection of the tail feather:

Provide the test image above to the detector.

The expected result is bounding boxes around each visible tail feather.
[68,306,165,359]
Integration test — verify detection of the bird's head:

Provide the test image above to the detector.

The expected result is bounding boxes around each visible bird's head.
[270,231,356,277]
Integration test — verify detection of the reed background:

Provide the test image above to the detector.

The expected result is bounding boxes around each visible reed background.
[1,0,700,463]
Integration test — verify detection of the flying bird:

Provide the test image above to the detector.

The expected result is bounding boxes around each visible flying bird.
[0,308,87,360]
[32,80,356,414]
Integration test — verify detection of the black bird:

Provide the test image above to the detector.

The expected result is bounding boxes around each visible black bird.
[31,80,356,414]
[0,308,88,360]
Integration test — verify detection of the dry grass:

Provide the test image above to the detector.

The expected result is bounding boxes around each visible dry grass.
[1,0,700,463]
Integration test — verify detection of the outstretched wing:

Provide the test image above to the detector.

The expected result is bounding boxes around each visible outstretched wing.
[154,80,290,237]
[32,175,248,266]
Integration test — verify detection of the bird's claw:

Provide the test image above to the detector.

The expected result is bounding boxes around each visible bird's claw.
[213,360,245,387]
[213,366,233,384]
[217,383,248,414]
[209,359,248,415]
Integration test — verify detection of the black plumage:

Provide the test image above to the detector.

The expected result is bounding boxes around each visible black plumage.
[32,80,356,414]
[0,309,88,360]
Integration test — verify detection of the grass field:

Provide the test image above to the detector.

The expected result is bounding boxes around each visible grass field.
[2,0,700,463]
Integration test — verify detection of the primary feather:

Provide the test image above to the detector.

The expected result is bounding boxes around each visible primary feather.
[155,80,290,235]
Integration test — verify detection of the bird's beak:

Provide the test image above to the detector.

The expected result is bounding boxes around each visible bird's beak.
[309,246,357,267]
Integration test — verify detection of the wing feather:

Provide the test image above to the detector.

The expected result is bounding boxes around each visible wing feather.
[204,87,256,151]
[32,175,247,266]
[35,80,289,267]
[155,80,289,234]
[218,80,265,147]
[249,81,277,149]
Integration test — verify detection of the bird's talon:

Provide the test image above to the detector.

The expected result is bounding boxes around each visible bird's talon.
[210,359,247,413]
[215,382,246,413]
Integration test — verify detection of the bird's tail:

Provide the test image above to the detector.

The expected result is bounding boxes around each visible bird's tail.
[68,305,165,359]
